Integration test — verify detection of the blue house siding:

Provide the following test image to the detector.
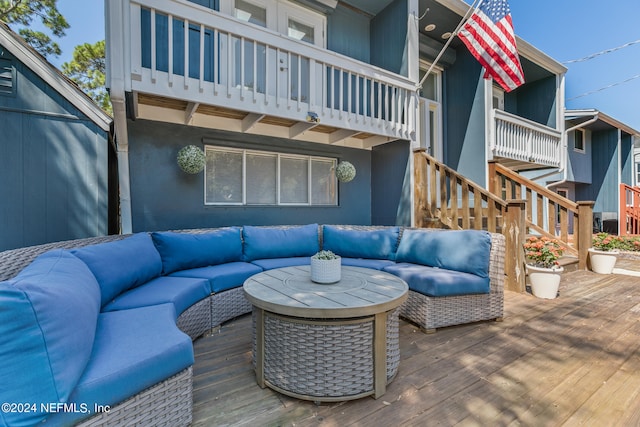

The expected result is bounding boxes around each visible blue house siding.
[567,130,592,184]
[127,119,373,232]
[621,132,633,186]
[370,0,407,76]
[327,3,371,63]
[576,129,618,215]
[443,50,486,186]
[0,49,111,251]
[371,140,411,226]
[513,75,557,128]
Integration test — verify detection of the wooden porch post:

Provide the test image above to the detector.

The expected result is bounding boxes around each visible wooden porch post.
[487,160,500,197]
[414,149,427,228]
[577,201,595,270]
[504,199,526,293]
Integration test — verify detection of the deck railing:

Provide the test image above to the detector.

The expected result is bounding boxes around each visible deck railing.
[414,150,525,292]
[124,0,417,141]
[490,109,562,168]
[620,183,640,236]
[489,161,593,269]
[414,151,594,291]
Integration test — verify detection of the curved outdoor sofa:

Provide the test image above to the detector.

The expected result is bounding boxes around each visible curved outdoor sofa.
[0,224,504,426]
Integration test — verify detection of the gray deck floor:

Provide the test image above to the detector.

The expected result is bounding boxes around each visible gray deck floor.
[191,261,640,426]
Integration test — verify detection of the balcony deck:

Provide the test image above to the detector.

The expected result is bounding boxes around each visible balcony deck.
[192,260,640,426]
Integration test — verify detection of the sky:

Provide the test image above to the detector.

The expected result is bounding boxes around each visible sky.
[46,0,640,132]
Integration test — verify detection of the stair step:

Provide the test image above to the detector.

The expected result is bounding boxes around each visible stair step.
[558,255,579,273]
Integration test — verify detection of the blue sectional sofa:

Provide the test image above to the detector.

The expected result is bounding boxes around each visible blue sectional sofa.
[0,224,504,426]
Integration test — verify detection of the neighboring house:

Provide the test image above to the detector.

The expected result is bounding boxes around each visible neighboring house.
[105,0,566,233]
[0,23,116,251]
[417,0,567,187]
[532,109,639,234]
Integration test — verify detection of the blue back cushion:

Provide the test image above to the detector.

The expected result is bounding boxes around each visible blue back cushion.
[322,226,400,260]
[151,228,243,274]
[72,234,162,307]
[396,229,492,277]
[0,250,101,426]
[242,224,319,261]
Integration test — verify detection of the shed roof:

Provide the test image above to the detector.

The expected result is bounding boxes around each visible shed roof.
[0,22,112,132]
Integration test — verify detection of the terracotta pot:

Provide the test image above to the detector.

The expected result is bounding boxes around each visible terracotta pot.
[588,248,618,274]
[526,264,563,299]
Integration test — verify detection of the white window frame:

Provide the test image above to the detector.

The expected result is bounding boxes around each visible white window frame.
[204,145,337,206]
[418,61,443,159]
[574,128,586,153]
[220,0,326,47]
[492,85,505,110]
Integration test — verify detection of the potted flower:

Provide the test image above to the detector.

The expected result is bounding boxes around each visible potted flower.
[310,250,341,284]
[523,236,565,299]
[589,232,621,274]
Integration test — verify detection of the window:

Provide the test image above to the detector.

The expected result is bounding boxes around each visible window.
[204,146,337,205]
[0,58,15,97]
[234,0,267,27]
[636,162,640,186]
[418,62,442,159]
[574,129,585,152]
[492,86,504,110]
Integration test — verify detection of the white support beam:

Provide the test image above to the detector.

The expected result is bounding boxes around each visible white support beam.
[185,102,200,124]
[242,113,265,132]
[329,129,359,144]
[289,122,318,139]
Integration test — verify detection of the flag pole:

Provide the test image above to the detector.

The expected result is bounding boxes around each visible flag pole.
[418,0,484,89]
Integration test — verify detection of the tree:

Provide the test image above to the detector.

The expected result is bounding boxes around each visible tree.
[0,0,69,58]
[62,40,111,115]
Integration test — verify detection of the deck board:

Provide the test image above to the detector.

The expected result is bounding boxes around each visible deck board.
[192,266,640,426]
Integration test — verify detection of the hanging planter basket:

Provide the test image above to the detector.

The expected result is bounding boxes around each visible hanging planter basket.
[335,161,356,183]
[177,145,206,174]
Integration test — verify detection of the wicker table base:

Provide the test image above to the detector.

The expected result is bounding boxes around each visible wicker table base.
[244,266,408,402]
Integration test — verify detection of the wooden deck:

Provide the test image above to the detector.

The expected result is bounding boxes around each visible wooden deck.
[191,261,640,426]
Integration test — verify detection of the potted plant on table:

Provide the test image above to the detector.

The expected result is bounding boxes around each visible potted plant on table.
[589,232,621,274]
[524,236,565,299]
[310,250,341,284]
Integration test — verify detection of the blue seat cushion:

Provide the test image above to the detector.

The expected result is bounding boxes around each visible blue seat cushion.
[170,262,263,293]
[151,228,243,275]
[340,258,395,270]
[251,257,311,270]
[242,224,319,261]
[0,250,101,427]
[72,234,163,307]
[102,276,210,316]
[395,229,491,277]
[383,263,490,297]
[45,304,194,426]
[322,225,400,260]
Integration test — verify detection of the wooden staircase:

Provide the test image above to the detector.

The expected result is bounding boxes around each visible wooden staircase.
[414,150,593,292]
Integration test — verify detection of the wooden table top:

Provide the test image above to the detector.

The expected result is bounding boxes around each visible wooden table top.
[243,265,408,319]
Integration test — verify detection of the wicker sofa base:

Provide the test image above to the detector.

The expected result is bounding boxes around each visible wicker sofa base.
[400,290,504,332]
[177,297,212,339]
[76,367,192,427]
[253,308,401,402]
[211,286,253,327]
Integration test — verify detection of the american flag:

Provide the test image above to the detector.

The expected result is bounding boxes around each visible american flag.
[458,0,525,92]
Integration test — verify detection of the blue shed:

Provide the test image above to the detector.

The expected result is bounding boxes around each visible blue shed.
[0,23,117,251]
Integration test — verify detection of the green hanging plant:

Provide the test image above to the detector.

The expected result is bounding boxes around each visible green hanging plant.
[177,145,205,174]
[335,161,356,183]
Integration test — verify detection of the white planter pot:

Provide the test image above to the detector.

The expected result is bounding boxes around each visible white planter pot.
[526,264,563,299]
[310,256,341,284]
[588,248,618,274]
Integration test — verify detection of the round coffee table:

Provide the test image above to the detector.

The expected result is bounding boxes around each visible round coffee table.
[243,265,408,402]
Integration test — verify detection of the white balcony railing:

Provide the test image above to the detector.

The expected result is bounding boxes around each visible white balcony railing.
[490,109,562,168]
[124,0,417,142]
